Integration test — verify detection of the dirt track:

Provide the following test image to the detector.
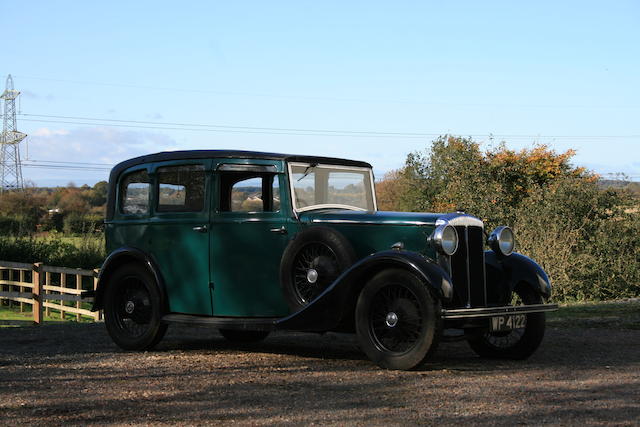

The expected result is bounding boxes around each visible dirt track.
[0,322,639,426]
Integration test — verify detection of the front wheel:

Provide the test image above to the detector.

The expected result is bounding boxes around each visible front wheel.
[466,285,546,359]
[355,269,441,370]
[104,263,167,350]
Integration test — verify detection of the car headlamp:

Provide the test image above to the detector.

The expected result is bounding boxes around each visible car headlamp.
[488,226,515,257]
[429,224,458,256]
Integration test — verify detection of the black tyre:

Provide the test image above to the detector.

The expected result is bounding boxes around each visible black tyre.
[466,285,545,359]
[355,269,441,370]
[219,329,270,343]
[104,263,167,350]
[280,226,357,312]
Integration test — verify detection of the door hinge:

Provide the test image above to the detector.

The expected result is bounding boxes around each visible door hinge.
[209,282,215,291]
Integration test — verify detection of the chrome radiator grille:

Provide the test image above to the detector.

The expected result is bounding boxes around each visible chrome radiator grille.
[450,225,486,308]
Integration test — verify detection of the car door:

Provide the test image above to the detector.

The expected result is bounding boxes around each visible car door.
[148,160,213,315]
[209,161,294,317]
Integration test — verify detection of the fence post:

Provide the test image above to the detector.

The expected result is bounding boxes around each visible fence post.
[93,269,101,321]
[32,263,43,325]
[19,269,26,313]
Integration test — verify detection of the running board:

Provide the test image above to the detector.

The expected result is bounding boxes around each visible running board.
[441,303,558,319]
[162,314,279,331]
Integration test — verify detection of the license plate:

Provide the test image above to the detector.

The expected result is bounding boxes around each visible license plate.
[490,314,527,332]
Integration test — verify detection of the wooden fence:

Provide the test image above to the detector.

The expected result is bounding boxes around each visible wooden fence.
[0,260,101,324]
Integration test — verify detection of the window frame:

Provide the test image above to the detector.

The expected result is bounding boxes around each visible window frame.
[118,167,152,217]
[155,164,207,214]
[286,162,378,214]
[213,161,286,217]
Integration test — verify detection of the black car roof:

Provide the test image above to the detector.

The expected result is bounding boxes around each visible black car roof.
[110,150,372,175]
[106,150,372,221]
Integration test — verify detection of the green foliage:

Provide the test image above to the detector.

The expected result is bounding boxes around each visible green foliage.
[63,213,104,234]
[386,135,639,301]
[0,235,105,269]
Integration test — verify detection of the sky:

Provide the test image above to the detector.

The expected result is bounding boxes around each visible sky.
[3,1,639,186]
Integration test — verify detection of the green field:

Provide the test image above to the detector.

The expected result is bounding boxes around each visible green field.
[0,304,96,327]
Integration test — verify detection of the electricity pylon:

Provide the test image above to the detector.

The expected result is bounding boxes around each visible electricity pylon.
[0,74,26,192]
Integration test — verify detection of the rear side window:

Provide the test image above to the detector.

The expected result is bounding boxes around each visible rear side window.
[121,170,150,215]
[157,165,205,212]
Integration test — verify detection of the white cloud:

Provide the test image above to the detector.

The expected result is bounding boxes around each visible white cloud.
[31,127,70,137]
[22,126,176,186]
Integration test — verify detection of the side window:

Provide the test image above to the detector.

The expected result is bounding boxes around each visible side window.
[157,165,205,212]
[220,173,281,213]
[231,177,263,212]
[121,170,150,215]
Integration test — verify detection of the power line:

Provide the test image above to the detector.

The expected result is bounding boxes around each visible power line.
[18,113,640,140]
[22,164,110,171]
[20,113,436,137]
[26,159,114,166]
[19,118,431,138]
[14,75,640,110]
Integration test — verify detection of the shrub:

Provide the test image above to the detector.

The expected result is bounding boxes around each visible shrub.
[384,136,639,301]
[0,235,105,269]
[63,213,104,234]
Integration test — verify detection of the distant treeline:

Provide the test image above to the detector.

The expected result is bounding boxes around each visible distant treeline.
[0,181,107,235]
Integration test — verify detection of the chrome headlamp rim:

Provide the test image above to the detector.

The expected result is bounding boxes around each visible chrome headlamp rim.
[429,224,459,256]
[488,226,515,257]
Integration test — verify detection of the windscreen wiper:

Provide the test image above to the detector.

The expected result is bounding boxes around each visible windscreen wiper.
[297,163,318,182]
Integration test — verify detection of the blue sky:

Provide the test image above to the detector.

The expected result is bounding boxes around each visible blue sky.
[3,1,639,186]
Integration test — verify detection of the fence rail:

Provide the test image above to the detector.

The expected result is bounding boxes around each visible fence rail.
[0,260,101,324]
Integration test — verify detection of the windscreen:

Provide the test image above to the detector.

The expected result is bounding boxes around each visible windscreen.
[290,163,376,212]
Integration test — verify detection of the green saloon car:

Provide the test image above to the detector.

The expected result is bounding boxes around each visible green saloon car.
[91,150,557,370]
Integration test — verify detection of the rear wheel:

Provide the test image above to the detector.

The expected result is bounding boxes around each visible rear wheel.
[466,285,545,359]
[219,329,270,343]
[104,263,167,350]
[355,269,441,370]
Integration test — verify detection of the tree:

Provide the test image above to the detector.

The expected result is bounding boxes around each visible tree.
[377,135,639,301]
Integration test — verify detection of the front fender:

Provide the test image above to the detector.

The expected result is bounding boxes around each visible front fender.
[485,251,552,300]
[276,250,453,332]
[92,247,167,311]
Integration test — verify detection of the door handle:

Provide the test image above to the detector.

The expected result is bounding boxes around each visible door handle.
[192,225,208,233]
[269,226,287,235]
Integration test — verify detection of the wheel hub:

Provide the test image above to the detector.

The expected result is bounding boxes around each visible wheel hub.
[385,312,399,328]
[306,269,319,284]
[124,300,135,314]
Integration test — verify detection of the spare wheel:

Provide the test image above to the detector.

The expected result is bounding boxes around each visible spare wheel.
[280,226,357,312]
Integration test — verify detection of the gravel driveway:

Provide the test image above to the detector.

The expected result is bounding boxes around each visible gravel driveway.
[1,322,638,426]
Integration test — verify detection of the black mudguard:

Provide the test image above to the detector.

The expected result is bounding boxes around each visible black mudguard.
[485,251,552,302]
[92,247,167,311]
[276,250,453,332]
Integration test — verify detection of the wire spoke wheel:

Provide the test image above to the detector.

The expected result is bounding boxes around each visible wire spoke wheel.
[113,276,153,338]
[370,284,424,354]
[356,269,440,370]
[484,291,526,349]
[291,242,339,304]
[104,263,167,351]
[466,285,546,360]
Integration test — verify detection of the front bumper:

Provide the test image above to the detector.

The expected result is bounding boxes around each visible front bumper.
[441,303,558,320]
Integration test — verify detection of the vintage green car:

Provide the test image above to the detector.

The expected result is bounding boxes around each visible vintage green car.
[92,150,557,370]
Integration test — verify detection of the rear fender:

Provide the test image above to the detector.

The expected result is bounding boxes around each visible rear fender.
[276,250,453,332]
[92,247,167,311]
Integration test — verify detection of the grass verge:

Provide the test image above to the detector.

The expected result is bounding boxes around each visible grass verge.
[547,299,640,330]
[0,304,96,327]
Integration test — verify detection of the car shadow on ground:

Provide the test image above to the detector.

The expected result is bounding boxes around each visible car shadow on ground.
[1,322,638,373]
